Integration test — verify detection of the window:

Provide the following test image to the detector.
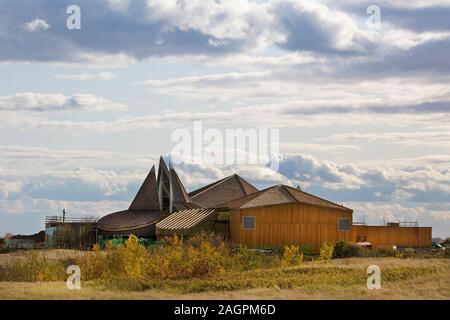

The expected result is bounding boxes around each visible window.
[242,216,255,229]
[338,218,350,231]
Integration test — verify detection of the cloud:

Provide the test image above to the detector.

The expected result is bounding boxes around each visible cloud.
[0,198,129,235]
[1,0,447,69]
[270,0,376,54]
[277,154,450,203]
[23,18,50,32]
[137,67,450,118]
[1,146,449,236]
[321,131,450,150]
[0,92,127,112]
[328,0,450,33]
[0,0,273,64]
[4,146,448,207]
[348,201,450,237]
[54,72,117,81]
[0,166,143,202]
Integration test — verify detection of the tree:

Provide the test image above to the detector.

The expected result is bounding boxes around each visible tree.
[3,233,13,240]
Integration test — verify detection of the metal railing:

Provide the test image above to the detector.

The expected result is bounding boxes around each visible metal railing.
[352,221,419,227]
[398,221,419,227]
[45,216,98,224]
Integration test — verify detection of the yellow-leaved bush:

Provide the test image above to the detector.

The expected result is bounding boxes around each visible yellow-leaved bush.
[319,242,334,262]
[281,245,304,266]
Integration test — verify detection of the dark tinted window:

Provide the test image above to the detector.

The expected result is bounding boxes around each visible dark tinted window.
[339,218,350,231]
[243,216,255,229]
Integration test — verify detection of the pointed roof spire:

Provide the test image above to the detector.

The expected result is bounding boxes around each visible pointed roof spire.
[169,163,191,204]
[156,156,170,187]
[129,165,160,210]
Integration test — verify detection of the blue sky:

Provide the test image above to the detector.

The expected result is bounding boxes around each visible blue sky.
[1,0,450,238]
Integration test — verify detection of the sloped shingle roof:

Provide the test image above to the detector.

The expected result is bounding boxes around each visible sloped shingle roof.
[189,174,258,208]
[220,184,352,212]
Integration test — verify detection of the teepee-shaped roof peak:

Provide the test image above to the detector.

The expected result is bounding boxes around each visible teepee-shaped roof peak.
[169,165,191,204]
[129,165,160,211]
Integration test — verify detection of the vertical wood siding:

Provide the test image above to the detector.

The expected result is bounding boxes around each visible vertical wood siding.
[351,225,431,248]
[229,203,353,252]
[229,203,431,251]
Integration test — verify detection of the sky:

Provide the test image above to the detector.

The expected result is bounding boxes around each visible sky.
[0,0,450,238]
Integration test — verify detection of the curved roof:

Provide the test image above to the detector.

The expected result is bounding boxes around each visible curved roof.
[97,209,163,232]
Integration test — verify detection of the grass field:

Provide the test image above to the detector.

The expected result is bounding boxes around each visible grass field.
[0,250,449,300]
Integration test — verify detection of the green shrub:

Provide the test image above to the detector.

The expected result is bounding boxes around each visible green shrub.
[374,246,398,257]
[233,245,265,271]
[299,244,313,256]
[333,241,360,258]
[319,242,334,261]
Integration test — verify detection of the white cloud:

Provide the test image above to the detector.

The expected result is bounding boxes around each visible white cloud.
[23,19,50,32]
[0,92,127,112]
[1,0,448,68]
[54,72,117,81]
[270,0,376,54]
[321,131,450,150]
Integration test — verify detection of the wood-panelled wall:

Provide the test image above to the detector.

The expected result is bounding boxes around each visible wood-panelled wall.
[229,203,353,252]
[352,225,431,248]
[229,203,432,251]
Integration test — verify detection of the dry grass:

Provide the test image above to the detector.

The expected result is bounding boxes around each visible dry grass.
[0,253,448,300]
[0,271,448,300]
[0,249,88,267]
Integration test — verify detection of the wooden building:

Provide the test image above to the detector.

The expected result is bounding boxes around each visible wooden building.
[95,156,431,250]
[225,185,431,251]
[352,225,431,248]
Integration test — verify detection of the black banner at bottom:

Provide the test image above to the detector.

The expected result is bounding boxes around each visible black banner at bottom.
[0,300,445,319]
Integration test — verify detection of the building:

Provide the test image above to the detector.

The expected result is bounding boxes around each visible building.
[98,157,258,241]
[97,165,164,240]
[4,231,45,250]
[96,156,432,250]
[224,184,431,251]
[45,216,97,249]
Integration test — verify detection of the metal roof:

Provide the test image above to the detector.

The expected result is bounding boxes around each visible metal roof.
[156,208,216,230]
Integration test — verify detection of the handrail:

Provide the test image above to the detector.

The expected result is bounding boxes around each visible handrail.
[45,216,98,224]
